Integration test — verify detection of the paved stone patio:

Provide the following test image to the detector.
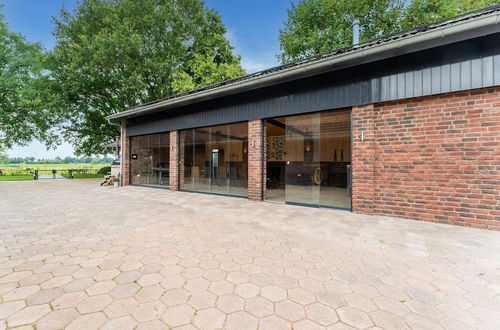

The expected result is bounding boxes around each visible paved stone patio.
[1,180,499,330]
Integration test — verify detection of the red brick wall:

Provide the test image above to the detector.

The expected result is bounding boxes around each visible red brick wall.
[121,120,130,186]
[248,119,264,201]
[352,87,500,230]
[169,131,179,191]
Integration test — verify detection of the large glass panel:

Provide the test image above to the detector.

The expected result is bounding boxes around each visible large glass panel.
[129,132,170,187]
[285,113,321,206]
[319,110,351,209]
[180,122,248,197]
[265,109,351,209]
[228,122,248,197]
[207,125,229,195]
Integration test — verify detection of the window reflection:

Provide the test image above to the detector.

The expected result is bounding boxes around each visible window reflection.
[129,132,170,187]
[181,122,248,197]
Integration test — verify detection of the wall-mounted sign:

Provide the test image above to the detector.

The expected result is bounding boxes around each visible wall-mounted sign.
[131,154,138,160]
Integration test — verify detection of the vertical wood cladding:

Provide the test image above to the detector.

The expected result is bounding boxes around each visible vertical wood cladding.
[127,33,500,137]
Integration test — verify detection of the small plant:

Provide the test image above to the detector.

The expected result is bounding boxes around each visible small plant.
[97,166,112,175]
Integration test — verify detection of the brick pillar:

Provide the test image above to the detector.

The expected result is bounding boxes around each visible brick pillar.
[351,104,376,213]
[169,130,180,191]
[120,120,130,186]
[248,119,264,201]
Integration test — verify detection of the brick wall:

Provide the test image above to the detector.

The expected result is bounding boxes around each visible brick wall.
[120,120,130,186]
[248,119,264,201]
[352,87,500,230]
[169,131,179,191]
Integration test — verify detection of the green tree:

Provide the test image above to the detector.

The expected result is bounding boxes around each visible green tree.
[0,144,7,163]
[47,0,245,155]
[279,0,500,63]
[401,0,500,29]
[278,0,405,63]
[0,11,55,149]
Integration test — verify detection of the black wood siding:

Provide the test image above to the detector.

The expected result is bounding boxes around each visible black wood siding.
[127,33,500,136]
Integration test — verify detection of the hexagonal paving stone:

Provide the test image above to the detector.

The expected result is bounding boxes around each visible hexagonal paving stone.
[188,291,217,310]
[259,315,292,329]
[135,285,164,302]
[315,290,346,308]
[227,271,250,284]
[225,310,258,330]
[235,283,260,299]
[85,280,117,296]
[204,269,227,281]
[104,297,140,318]
[2,285,40,301]
[305,303,338,326]
[36,308,80,330]
[217,293,245,314]
[370,310,410,329]
[52,291,88,309]
[63,277,95,292]
[185,277,210,293]
[160,274,185,290]
[288,287,316,305]
[133,301,167,322]
[275,300,306,322]
[261,285,287,302]
[193,307,226,330]
[337,306,374,329]
[77,294,113,314]
[162,304,195,327]
[110,283,141,299]
[245,296,274,318]
[26,288,64,305]
[344,293,377,312]
[209,280,235,295]
[161,288,191,306]
[66,312,107,330]
[7,304,51,327]
[0,300,26,320]
[293,319,325,330]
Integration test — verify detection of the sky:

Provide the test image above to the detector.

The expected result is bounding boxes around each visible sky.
[2,0,294,158]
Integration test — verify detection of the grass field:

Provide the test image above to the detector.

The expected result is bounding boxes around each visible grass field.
[0,175,33,181]
[0,163,110,181]
[0,163,105,170]
[61,173,105,179]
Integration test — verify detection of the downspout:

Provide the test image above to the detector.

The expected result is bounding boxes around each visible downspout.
[107,118,124,186]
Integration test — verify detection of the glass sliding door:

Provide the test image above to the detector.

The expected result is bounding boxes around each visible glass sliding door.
[181,122,248,197]
[129,132,170,187]
[285,113,321,206]
[265,108,351,209]
[319,109,351,209]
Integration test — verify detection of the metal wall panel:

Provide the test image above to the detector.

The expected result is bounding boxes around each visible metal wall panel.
[127,33,500,137]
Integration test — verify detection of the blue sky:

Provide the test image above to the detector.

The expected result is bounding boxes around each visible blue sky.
[2,0,294,158]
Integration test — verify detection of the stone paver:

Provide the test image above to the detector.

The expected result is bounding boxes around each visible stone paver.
[0,180,500,329]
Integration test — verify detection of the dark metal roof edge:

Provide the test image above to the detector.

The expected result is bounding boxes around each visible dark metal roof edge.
[108,4,500,121]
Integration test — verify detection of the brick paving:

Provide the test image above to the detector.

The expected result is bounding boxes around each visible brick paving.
[0,179,499,329]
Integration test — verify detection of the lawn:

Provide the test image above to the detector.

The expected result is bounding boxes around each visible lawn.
[0,175,33,181]
[62,173,105,179]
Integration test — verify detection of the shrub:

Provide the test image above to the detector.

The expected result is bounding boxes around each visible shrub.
[97,166,111,175]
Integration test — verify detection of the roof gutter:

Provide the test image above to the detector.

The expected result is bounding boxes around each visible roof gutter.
[108,10,500,121]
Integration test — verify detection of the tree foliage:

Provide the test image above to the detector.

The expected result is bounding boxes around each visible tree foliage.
[0,11,55,149]
[47,0,245,155]
[279,0,500,63]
